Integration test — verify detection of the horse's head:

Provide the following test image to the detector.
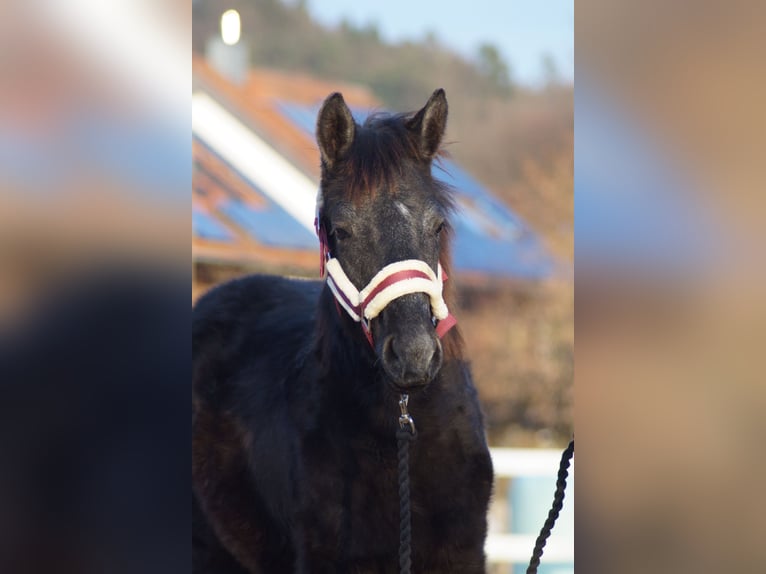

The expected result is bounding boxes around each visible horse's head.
[316,89,455,391]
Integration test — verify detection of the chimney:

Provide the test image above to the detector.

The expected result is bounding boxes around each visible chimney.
[205,9,249,84]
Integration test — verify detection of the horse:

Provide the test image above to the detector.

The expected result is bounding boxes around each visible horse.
[192,89,493,574]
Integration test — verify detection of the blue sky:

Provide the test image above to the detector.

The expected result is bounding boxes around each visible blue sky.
[300,0,573,87]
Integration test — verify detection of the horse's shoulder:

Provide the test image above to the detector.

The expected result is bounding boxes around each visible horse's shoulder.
[193,275,322,405]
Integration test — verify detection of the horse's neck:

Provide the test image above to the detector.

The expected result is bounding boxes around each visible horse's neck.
[315,300,378,389]
[312,285,467,434]
[313,290,399,430]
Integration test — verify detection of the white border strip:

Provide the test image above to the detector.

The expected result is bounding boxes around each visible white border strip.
[491,447,574,477]
[487,448,574,565]
[486,533,573,563]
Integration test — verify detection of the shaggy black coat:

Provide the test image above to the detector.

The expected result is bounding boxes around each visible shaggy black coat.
[193,278,493,573]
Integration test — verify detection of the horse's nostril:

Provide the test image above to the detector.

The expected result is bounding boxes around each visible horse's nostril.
[382,334,441,386]
[428,339,443,377]
[382,335,402,370]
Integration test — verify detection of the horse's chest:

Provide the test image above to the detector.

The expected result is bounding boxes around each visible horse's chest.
[299,435,470,557]
[302,440,400,539]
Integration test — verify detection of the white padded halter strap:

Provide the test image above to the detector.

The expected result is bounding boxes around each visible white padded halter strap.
[325,258,450,323]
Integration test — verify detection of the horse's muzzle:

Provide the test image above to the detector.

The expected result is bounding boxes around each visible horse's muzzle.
[381,331,443,389]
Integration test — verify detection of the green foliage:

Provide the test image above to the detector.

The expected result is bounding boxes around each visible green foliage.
[541,52,561,87]
[477,43,514,97]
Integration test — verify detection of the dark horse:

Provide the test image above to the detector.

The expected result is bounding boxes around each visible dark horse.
[192,89,493,573]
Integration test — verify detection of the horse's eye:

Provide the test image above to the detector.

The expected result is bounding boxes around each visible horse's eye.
[330,226,351,241]
[434,221,446,236]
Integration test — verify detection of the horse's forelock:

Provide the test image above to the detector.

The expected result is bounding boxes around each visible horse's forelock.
[324,113,451,204]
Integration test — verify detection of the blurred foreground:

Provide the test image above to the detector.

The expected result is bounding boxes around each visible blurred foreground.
[0,2,189,573]
[577,1,766,571]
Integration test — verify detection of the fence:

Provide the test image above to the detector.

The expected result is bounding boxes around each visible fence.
[486,448,574,573]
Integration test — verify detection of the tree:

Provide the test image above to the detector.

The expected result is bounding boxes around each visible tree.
[424,30,439,50]
[477,43,513,96]
[541,52,561,88]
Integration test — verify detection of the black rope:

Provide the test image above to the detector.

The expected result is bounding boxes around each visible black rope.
[526,439,574,574]
[396,427,415,574]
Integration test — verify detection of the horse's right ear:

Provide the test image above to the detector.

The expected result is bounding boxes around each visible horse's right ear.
[317,92,355,169]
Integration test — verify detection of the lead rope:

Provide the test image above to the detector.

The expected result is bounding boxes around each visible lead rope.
[397,394,416,574]
[526,439,575,574]
[395,400,572,574]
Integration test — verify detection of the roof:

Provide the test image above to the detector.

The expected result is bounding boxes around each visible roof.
[192,56,553,279]
[191,133,315,268]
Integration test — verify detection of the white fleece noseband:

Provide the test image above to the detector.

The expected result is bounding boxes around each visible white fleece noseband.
[325,258,450,324]
[315,210,457,346]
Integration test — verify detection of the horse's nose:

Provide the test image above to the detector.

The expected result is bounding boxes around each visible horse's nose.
[381,332,442,388]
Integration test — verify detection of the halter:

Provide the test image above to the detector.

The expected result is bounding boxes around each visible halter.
[315,214,457,347]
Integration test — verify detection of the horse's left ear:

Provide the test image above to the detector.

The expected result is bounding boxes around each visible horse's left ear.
[406,88,448,161]
[317,92,356,169]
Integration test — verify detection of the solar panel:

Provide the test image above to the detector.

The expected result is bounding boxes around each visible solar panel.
[193,134,317,251]
[274,101,318,137]
[219,200,316,250]
[452,223,552,278]
[193,207,234,241]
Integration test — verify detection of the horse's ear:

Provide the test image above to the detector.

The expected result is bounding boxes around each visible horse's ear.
[406,88,448,161]
[317,92,356,169]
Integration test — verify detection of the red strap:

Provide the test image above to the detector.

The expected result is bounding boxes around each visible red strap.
[435,313,457,338]
[435,267,455,336]
[315,217,329,277]
[361,321,374,348]
[327,276,361,317]
[359,269,433,313]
